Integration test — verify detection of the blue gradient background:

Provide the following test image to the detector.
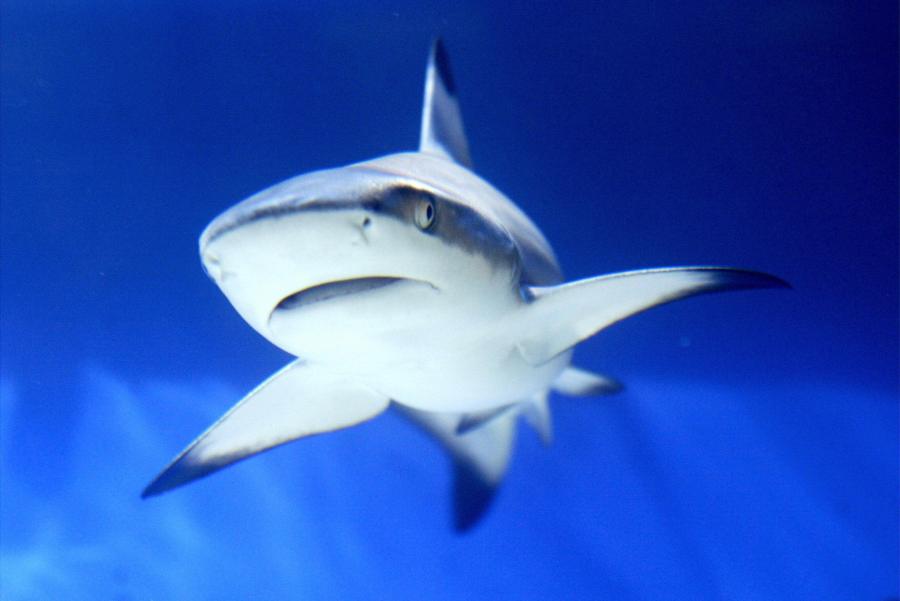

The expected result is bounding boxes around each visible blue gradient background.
[2,2,897,599]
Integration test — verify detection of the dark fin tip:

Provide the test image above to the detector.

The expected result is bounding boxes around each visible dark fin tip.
[773,275,793,290]
[140,453,228,499]
[141,479,167,499]
[431,37,457,94]
[602,379,625,395]
[453,460,496,533]
[723,269,792,291]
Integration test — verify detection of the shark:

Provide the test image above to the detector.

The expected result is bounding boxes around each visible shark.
[142,40,788,530]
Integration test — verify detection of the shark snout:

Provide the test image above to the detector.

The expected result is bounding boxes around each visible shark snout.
[201,249,224,281]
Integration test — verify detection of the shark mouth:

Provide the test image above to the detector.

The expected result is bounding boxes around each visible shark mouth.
[272,277,424,314]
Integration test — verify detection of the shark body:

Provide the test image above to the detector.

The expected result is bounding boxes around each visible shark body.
[143,41,787,529]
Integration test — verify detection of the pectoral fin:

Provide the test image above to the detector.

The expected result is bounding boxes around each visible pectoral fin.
[142,360,389,497]
[518,267,789,365]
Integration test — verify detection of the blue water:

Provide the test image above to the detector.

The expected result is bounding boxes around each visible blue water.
[2,2,897,599]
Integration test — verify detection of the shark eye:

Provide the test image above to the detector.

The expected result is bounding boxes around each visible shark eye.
[414,196,436,230]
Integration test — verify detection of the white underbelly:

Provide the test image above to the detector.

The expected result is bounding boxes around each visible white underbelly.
[364,346,571,412]
[268,283,569,412]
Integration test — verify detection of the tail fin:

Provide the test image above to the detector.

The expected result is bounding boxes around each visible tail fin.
[398,406,516,531]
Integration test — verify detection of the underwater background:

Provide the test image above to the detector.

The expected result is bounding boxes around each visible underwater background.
[2,1,897,599]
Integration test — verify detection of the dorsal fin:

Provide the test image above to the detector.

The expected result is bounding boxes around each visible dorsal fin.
[419,38,472,167]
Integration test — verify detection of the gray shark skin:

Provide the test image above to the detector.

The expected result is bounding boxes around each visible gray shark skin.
[143,40,788,531]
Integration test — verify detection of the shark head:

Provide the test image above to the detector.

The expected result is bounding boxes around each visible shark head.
[198,154,525,358]
[196,38,561,362]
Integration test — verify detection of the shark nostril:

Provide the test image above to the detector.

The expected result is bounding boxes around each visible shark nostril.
[354,216,373,246]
